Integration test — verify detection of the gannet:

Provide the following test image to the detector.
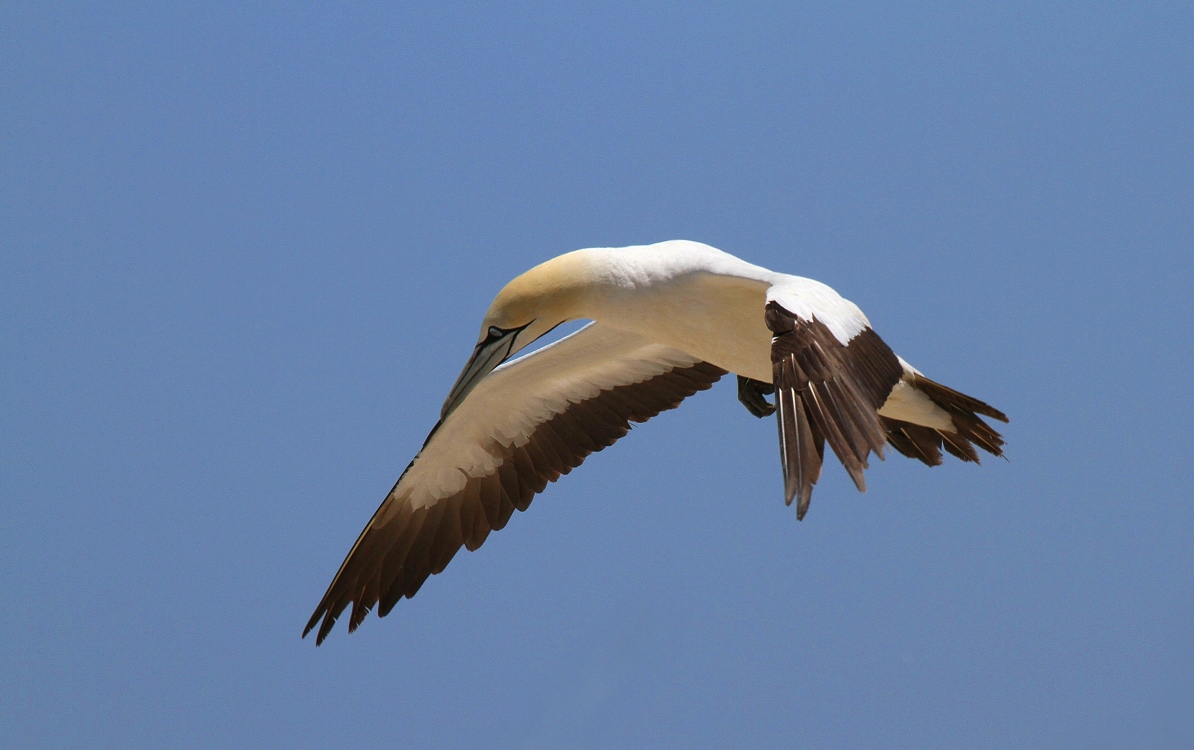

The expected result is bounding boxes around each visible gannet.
[305,240,1007,644]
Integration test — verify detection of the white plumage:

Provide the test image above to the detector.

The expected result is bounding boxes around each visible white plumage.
[305,240,1007,643]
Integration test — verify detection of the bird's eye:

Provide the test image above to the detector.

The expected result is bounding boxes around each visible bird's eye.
[487,326,503,340]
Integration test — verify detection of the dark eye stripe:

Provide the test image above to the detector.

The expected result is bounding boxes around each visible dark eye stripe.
[486,321,534,344]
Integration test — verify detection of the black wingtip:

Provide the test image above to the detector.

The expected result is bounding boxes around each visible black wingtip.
[310,610,338,646]
[795,484,812,520]
[302,603,327,641]
[845,465,867,494]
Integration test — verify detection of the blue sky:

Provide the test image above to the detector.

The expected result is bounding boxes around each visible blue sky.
[3,3,1192,747]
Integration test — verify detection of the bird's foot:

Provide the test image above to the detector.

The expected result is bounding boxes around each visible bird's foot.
[737,375,776,418]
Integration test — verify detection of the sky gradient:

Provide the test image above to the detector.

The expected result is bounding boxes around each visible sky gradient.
[4,3,1193,748]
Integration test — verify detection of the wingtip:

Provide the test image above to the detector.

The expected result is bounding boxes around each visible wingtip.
[301,619,327,647]
[312,610,338,645]
[795,487,811,520]
[846,467,867,494]
[302,610,322,640]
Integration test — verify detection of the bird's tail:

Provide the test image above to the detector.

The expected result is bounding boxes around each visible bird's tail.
[882,375,1008,466]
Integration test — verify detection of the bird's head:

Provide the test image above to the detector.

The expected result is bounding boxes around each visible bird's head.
[440,250,597,419]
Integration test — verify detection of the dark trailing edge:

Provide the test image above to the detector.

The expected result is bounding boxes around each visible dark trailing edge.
[308,306,1009,643]
[767,301,904,520]
[304,360,726,644]
[765,300,1008,520]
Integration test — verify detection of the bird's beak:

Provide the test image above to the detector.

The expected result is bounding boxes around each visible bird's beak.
[440,327,523,420]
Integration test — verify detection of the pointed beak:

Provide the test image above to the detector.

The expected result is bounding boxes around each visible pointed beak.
[440,328,523,420]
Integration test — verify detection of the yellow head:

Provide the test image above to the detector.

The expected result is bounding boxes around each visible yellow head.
[482,250,595,347]
[441,250,597,418]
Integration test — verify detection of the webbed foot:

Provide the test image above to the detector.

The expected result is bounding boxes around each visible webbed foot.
[737,375,776,418]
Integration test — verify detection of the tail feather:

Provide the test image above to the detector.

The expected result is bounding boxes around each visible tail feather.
[883,375,1007,466]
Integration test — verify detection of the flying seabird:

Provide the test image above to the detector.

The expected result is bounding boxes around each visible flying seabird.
[304,240,1007,644]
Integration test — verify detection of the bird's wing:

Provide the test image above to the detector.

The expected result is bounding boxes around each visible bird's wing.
[765,279,904,519]
[305,322,725,643]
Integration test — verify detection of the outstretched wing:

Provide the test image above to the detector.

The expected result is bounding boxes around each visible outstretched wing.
[765,280,904,519]
[305,322,725,644]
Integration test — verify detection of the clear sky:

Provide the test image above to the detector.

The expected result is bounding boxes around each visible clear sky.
[3,3,1192,748]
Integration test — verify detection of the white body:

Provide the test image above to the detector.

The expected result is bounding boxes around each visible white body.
[304,239,1005,644]
[576,241,951,428]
